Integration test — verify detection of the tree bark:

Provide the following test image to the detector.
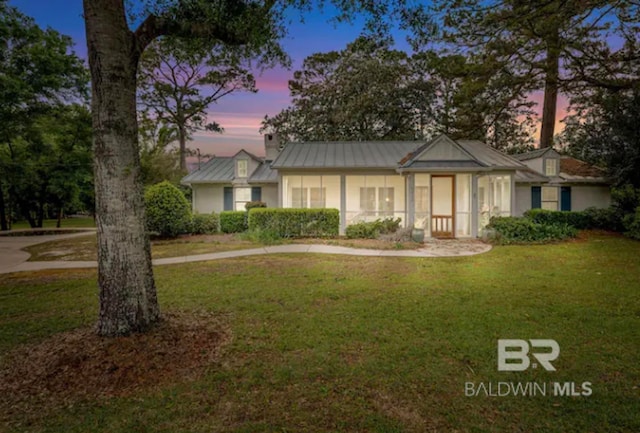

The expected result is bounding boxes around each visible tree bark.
[0,185,7,231]
[84,0,159,336]
[178,124,187,171]
[539,27,560,149]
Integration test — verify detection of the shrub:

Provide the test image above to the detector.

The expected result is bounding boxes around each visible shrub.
[247,208,339,238]
[582,207,624,231]
[240,227,282,245]
[345,218,401,239]
[487,216,578,244]
[379,226,414,243]
[245,201,267,210]
[144,181,192,237]
[524,209,591,229]
[623,206,640,240]
[220,211,248,233]
[345,221,379,239]
[190,213,219,235]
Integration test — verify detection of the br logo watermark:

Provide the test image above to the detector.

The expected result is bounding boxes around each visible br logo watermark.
[463,339,592,397]
[497,339,560,371]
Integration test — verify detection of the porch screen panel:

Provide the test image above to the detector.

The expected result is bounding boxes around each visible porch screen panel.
[346,175,406,226]
[456,174,471,237]
[477,174,512,233]
[282,175,339,209]
[414,174,430,231]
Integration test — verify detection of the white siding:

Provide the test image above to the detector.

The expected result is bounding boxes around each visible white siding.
[515,185,531,216]
[193,184,225,214]
[571,185,611,211]
[522,158,543,174]
[260,185,278,208]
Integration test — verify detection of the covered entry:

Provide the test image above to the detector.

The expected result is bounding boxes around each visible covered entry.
[431,175,455,238]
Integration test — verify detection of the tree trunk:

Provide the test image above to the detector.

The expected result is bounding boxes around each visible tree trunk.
[84,0,160,336]
[539,27,560,149]
[56,207,63,228]
[0,185,7,231]
[179,125,187,171]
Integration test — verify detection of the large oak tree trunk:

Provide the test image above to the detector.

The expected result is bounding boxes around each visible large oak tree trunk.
[539,28,560,149]
[84,0,159,336]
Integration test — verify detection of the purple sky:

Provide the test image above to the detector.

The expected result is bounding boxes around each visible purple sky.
[9,0,568,159]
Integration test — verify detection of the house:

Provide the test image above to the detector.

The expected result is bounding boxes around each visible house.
[181,134,611,238]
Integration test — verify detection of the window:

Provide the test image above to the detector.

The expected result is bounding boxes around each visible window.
[378,187,394,215]
[541,186,558,210]
[545,159,558,176]
[360,187,376,213]
[237,160,248,178]
[309,187,326,208]
[234,187,251,211]
[291,187,308,208]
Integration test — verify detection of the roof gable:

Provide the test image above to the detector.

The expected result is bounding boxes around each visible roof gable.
[233,149,262,162]
[412,135,475,162]
[512,147,561,161]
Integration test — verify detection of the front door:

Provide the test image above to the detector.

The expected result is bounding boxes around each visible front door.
[431,175,455,238]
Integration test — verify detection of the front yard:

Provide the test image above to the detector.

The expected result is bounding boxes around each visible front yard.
[1,232,639,432]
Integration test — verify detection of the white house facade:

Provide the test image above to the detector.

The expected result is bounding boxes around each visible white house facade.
[182,134,611,238]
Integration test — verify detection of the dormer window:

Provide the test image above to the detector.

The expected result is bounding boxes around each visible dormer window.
[237,160,248,178]
[545,158,558,176]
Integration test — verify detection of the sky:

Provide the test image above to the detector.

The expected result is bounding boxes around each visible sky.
[9,0,569,159]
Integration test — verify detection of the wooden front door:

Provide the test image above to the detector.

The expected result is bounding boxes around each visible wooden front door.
[431,175,455,238]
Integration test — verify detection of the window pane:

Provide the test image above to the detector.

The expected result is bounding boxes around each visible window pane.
[378,187,394,214]
[542,201,557,211]
[542,186,558,201]
[292,187,307,208]
[310,187,325,208]
[236,188,251,201]
[545,159,557,176]
[360,187,376,212]
[237,160,248,177]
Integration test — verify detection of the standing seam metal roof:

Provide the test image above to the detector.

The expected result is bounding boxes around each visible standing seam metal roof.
[181,157,234,183]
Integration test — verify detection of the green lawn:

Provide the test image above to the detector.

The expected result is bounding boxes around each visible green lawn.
[9,217,96,230]
[1,232,639,432]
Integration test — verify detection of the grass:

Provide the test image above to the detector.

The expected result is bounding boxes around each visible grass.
[1,232,639,432]
[9,217,96,230]
[23,233,422,262]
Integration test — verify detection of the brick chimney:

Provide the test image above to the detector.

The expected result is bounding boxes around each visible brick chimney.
[264,133,281,161]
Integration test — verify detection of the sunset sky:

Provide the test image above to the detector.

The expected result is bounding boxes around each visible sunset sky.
[9,0,569,159]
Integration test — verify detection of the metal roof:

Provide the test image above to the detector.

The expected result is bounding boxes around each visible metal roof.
[181,157,234,184]
[456,140,525,169]
[249,163,278,183]
[404,160,485,169]
[511,148,553,161]
[515,168,549,183]
[271,141,418,169]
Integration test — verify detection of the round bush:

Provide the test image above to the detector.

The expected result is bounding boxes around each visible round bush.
[191,213,219,235]
[144,181,192,237]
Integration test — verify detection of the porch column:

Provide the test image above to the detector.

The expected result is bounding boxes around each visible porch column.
[406,173,415,228]
[340,174,346,235]
[277,174,283,207]
[471,174,479,238]
[510,174,516,216]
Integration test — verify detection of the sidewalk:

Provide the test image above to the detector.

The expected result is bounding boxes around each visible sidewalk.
[0,233,492,275]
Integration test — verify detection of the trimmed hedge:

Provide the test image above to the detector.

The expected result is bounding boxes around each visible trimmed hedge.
[191,213,219,235]
[524,209,591,229]
[247,208,339,238]
[487,216,578,244]
[245,201,267,210]
[220,211,248,233]
[524,208,623,231]
[345,218,402,239]
[145,181,192,237]
[623,206,640,240]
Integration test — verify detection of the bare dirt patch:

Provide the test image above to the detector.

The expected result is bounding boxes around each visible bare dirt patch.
[0,311,231,424]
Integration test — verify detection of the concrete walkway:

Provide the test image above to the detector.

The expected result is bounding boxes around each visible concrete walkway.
[0,232,491,275]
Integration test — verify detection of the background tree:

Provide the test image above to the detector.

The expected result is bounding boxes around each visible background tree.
[83,0,419,336]
[422,0,640,148]
[137,114,184,186]
[138,38,256,171]
[560,87,640,187]
[262,37,437,142]
[0,1,88,229]
[264,38,535,151]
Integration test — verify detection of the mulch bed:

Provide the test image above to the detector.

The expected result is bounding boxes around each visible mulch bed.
[0,311,231,424]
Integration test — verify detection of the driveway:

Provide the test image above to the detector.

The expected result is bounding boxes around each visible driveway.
[0,230,96,273]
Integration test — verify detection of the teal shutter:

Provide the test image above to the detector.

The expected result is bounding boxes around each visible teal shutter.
[531,186,542,209]
[560,187,572,211]
[223,187,233,211]
[251,187,262,202]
